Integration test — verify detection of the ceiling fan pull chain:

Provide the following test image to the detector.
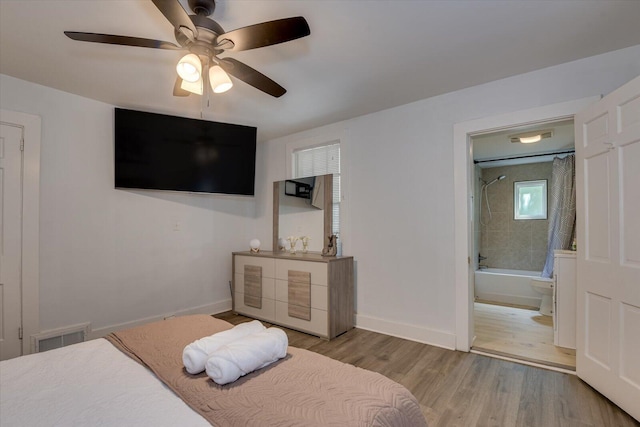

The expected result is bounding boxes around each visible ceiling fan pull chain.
[204,56,210,108]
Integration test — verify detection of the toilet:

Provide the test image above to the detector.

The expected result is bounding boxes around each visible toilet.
[530,277,554,316]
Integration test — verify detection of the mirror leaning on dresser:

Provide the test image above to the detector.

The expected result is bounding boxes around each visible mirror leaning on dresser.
[232,175,354,339]
[273,174,334,254]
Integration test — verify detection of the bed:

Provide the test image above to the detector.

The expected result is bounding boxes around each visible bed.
[0,315,427,426]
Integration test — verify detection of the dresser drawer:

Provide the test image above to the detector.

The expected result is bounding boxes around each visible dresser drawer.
[275,259,327,285]
[234,256,275,278]
[274,279,328,311]
[235,273,275,300]
[275,301,328,337]
[234,292,275,320]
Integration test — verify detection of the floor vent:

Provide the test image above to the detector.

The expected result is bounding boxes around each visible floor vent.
[31,323,91,353]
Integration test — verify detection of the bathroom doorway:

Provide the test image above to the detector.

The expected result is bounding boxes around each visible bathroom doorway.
[469,119,576,370]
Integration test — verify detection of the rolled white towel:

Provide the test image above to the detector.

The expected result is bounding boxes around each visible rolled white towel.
[205,327,288,385]
[182,320,265,374]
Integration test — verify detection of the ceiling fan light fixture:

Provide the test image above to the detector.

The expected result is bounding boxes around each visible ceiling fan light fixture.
[64,1,311,98]
[177,53,202,83]
[180,77,203,95]
[209,65,233,93]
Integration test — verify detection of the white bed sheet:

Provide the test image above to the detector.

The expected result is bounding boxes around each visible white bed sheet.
[0,338,210,427]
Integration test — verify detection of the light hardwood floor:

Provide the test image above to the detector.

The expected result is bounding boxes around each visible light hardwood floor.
[215,312,637,427]
[473,301,576,370]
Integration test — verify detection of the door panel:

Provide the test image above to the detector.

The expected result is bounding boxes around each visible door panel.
[618,94,640,129]
[620,139,640,265]
[584,153,611,261]
[575,75,640,421]
[584,292,611,368]
[583,112,609,150]
[620,303,640,388]
[0,123,23,360]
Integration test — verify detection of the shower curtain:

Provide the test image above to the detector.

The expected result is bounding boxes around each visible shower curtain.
[542,155,576,278]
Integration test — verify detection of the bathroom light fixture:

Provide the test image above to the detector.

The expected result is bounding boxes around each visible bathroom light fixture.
[176,54,202,83]
[509,129,553,144]
[519,135,542,144]
[209,65,233,93]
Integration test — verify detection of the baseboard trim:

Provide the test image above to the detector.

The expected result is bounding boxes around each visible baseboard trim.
[88,299,232,340]
[471,348,577,375]
[475,292,541,308]
[355,314,456,350]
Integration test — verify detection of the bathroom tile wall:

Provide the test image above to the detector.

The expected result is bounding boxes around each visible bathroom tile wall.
[479,161,553,271]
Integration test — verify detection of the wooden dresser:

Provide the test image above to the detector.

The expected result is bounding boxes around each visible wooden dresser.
[232,251,354,339]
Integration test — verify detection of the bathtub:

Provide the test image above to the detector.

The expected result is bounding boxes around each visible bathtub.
[474,268,544,307]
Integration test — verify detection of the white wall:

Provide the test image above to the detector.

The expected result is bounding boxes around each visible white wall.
[3,44,638,347]
[0,75,257,336]
[258,45,640,349]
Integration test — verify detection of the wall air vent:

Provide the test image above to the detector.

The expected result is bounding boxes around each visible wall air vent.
[31,323,91,353]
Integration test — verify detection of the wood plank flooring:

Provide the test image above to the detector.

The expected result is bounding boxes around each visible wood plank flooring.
[214,312,637,427]
[473,302,576,369]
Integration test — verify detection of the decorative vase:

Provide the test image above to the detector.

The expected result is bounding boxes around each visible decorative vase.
[287,236,299,254]
[300,236,310,253]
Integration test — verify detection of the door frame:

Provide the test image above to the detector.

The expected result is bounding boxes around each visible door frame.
[0,109,41,355]
[452,97,597,351]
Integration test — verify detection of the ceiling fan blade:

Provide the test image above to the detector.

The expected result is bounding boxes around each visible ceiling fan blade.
[64,32,182,50]
[216,17,310,52]
[173,76,191,97]
[151,0,198,39]
[218,58,286,98]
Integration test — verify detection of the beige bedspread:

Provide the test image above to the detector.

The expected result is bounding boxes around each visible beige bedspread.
[106,314,427,427]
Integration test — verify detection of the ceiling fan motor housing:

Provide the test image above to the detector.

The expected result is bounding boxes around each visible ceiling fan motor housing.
[188,0,216,17]
[175,15,225,58]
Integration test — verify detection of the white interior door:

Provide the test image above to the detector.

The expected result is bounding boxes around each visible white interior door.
[575,75,640,421]
[0,122,23,360]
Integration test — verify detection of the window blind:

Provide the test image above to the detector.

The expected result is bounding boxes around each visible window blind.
[293,142,340,235]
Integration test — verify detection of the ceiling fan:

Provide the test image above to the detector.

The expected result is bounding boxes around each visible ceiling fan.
[64,0,310,98]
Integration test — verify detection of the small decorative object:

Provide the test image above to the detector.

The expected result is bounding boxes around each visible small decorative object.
[287,236,299,254]
[322,234,337,257]
[249,239,261,253]
[277,237,287,252]
[300,236,310,253]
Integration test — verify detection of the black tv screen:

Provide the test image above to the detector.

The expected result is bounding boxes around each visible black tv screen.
[114,108,256,195]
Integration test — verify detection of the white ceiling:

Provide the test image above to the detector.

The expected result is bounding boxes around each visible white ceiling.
[1,0,639,142]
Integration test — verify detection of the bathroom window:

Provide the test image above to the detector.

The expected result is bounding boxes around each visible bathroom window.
[514,180,547,220]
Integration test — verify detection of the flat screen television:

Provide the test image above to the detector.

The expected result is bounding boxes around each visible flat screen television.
[114,108,256,195]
